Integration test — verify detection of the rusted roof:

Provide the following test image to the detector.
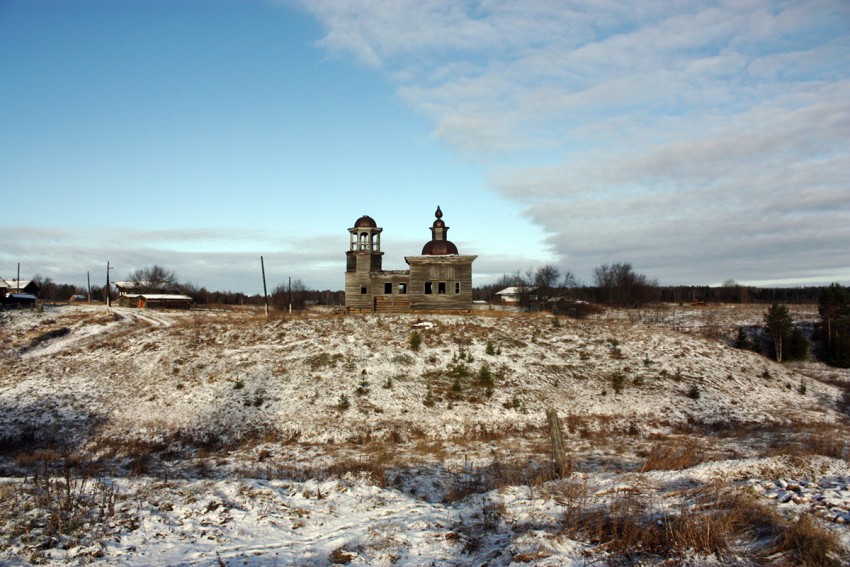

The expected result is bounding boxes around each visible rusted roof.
[421,240,459,255]
[354,215,377,228]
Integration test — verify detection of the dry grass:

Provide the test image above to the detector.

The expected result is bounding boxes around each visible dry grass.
[639,438,708,472]
[558,480,848,564]
[770,512,845,566]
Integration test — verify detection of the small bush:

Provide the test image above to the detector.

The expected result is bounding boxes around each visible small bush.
[336,394,350,411]
[409,330,423,352]
[355,379,369,396]
[477,362,494,386]
[610,371,626,394]
[687,385,701,400]
[485,340,496,356]
[423,385,435,407]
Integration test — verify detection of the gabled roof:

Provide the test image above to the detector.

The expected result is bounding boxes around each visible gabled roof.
[0,279,34,290]
[496,286,536,296]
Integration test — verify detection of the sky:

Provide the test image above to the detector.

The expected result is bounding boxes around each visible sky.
[2,0,848,294]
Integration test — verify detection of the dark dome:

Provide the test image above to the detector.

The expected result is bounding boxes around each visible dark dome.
[422,240,459,255]
[354,215,377,228]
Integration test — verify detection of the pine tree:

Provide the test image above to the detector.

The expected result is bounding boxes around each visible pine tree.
[818,283,850,367]
[763,303,792,362]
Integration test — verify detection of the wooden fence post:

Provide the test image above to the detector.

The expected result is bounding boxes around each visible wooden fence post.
[546,406,570,478]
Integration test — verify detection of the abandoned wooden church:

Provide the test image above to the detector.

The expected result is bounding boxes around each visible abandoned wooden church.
[345,207,477,313]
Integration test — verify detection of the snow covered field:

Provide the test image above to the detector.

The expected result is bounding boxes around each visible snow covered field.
[1,303,848,565]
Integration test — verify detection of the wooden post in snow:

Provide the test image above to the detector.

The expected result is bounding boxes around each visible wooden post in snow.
[546,407,570,478]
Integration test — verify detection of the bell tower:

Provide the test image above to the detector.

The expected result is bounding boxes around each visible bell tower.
[345,215,383,310]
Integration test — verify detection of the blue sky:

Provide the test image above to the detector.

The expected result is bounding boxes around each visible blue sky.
[2,0,848,293]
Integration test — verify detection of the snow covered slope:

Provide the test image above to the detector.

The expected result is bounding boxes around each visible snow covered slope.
[1,304,848,565]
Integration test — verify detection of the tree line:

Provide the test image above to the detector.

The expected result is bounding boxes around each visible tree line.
[29,266,344,311]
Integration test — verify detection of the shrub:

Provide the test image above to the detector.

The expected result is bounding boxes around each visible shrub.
[477,362,494,386]
[787,327,809,361]
[734,327,752,350]
[336,394,350,410]
[610,371,626,394]
[503,394,521,409]
[423,385,435,407]
[409,330,423,352]
[688,385,701,400]
[355,379,369,396]
[485,340,496,356]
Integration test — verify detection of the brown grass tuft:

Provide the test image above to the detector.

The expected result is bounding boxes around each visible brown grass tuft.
[640,439,706,472]
[770,512,845,566]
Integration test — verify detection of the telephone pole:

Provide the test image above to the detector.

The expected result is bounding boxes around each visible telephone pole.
[261,256,269,317]
[106,261,113,307]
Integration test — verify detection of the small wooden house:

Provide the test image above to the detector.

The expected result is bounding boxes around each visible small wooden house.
[119,293,193,310]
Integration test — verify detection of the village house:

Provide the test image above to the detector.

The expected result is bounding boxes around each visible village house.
[1,278,39,308]
[113,280,193,310]
[345,207,477,313]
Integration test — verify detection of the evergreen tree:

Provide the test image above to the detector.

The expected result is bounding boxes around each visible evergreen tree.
[818,283,850,367]
[763,303,792,362]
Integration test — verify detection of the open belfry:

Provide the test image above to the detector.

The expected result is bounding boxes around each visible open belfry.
[345,207,477,312]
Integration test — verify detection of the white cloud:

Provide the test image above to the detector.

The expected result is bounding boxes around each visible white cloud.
[302,0,850,285]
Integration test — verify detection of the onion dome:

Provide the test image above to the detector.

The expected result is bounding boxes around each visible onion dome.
[421,206,459,255]
[422,240,459,255]
[354,215,377,228]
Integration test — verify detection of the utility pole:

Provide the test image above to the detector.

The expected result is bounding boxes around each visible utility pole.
[288,276,292,314]
[106,261,112,308]
[87,271,91,302]
[261,256,269,317]
[16,263,21,293]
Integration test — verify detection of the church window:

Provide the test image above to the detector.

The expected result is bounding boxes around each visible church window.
[384,283,392,294]
[360,286,367,294]
[398,283,407,294]
[425,282,433,295]
[438,282,446,294]
[455,282,461,294]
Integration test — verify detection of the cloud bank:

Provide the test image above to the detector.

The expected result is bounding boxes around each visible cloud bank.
[302,0,850,285]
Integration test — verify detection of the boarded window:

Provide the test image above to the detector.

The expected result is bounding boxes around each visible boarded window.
[398,283,407,294]
[425,282,432,295]
[438,282,446,294]
[384,283,392,294]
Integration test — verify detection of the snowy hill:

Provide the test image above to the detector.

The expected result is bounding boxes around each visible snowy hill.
[1,303,848,565]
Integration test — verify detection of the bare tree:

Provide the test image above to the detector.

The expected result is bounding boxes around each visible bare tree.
[593,262,658,307]
[128,265,179,293]
[271,278,309,312]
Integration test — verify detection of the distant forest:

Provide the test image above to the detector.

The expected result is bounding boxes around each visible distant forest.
[30,273,831,308]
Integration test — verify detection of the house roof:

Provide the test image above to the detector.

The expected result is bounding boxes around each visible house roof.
[0,279,33,290]
[123,294,193,301]
[496,286,536,296]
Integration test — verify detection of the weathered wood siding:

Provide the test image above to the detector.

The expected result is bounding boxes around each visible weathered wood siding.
[405,255,477,311]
